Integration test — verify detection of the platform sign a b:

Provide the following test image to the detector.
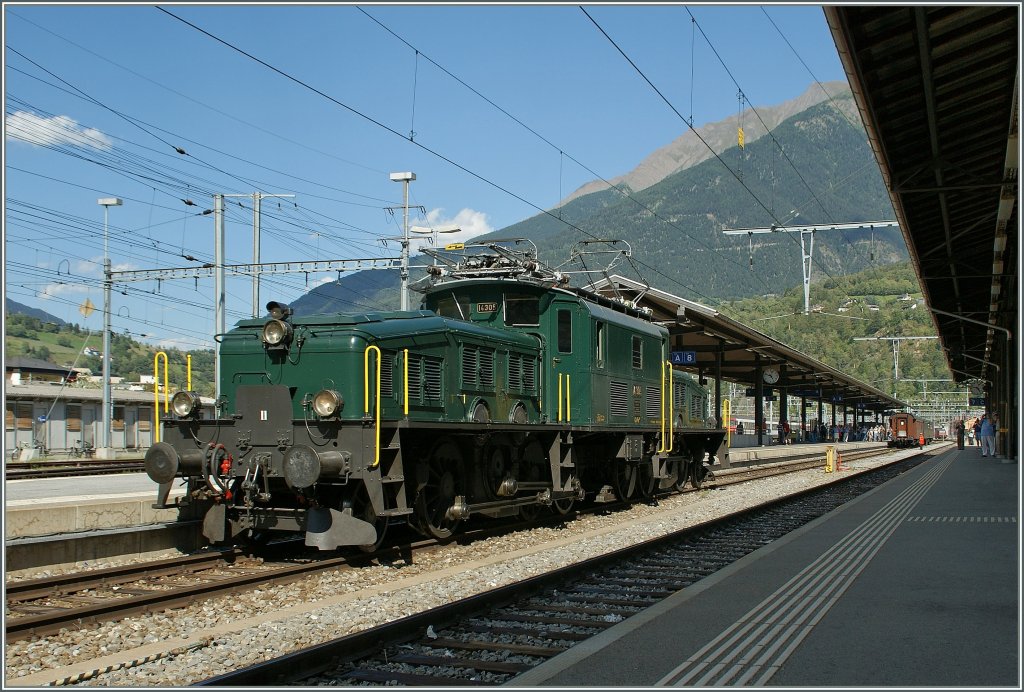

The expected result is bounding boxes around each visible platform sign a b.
[670,351,697,365]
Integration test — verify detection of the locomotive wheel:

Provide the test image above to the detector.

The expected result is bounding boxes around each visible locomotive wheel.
[690,452,709,489]
[351,485,388,553]
[517,438,547,520]
[519,503,542,521]
[415,438,463,540]
[551,495,575,516]
[667,456,688,491]
[615,461,639,501]
[637,459,657,500]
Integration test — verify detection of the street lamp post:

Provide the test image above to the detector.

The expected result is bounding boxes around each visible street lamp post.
[97,197,123,460]
[389,172,415,310]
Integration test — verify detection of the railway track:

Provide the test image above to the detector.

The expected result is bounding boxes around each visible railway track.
[197,453,930,686]
[2,448,890,645]
[5,459,145,480]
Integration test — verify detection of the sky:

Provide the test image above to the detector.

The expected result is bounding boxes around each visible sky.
[3,2,851,355]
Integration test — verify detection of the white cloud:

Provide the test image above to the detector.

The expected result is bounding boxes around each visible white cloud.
[5,111,113,151]
[38,283,91,300]
[410,207,493,253]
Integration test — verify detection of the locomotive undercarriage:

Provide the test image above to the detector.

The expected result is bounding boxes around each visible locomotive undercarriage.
[148,410,724,551]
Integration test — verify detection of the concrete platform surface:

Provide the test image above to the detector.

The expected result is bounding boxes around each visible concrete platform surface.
[510,447,1019,687]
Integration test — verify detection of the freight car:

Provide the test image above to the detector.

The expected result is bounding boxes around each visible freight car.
[888,411,935,448]
[145,240,726,550]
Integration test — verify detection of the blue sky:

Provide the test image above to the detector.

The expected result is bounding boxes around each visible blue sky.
[4,3,849,354]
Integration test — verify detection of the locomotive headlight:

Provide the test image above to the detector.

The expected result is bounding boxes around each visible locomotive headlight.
[170,390,202,418]
[312,389,343,417]
[262,319,293,348]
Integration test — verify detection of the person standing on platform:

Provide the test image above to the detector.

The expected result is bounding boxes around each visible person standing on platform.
[956,420,965,449]
[979,414,996,457]
[778,418,786,446]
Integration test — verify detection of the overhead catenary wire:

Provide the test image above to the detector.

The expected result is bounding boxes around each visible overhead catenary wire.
[584,6,872,291]
[155,6,738,307]
[356,6,778,294]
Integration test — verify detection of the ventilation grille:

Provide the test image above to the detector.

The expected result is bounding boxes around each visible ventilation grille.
[424,358,442,401]
[523,358,536,391]
[646,385,661,419]
[462,348,478,387]
[610,381,629,417]
[463,346,494,389]
[479,350,494,388]
[379,353,394,398]
[507,354,537,393]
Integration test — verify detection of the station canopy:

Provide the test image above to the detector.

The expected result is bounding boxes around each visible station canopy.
[588,275,904,415]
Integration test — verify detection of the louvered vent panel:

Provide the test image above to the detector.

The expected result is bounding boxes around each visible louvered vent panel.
[610,381,629,417]
[523,358,536,392]
[462,348,478,388]
[380,353,394,398]
[646,386,661,419]
[479,349,494,388]
[408,357,422,402]
[508,354,522,391]
[424,358,442,401]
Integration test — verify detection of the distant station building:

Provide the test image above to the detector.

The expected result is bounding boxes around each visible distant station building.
[4,357,214,457]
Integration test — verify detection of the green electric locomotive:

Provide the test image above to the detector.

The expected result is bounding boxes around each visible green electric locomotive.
[145,240,726,550]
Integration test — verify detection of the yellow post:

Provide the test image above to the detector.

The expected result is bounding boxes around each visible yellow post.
[825,445,836,473]
[722,399,732,447]
[153,352,169,443]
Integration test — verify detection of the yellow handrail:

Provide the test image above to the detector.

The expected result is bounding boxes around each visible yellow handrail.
[187,354,192,391]
[364,345,382,468]
[666,360,674,453]
[558,373,563,422]
[566,374,571,423]
[555,372,573,424]
[659,361,666,453]
[403,348,409,416]
[153,351,169,443]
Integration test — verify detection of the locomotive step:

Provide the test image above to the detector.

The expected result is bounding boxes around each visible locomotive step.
[379,508,413,517]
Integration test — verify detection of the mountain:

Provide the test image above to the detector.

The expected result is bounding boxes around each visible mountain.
[560,81,856,205]
[4,298,67,327]
[292,83,903,316]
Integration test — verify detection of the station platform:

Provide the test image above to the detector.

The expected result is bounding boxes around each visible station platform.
[511,446,1020,687]
[4,472,184,540]
[4,473,189,574]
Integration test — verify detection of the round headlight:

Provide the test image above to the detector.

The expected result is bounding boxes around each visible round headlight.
[262,319,292,346]
[171,390,201,418]
[312,389,342,417]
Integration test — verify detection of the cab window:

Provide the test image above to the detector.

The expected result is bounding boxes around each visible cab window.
[435,294,471,320]
[504,294,539,326]
[632,335,643,369]
[557,310,572,353]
